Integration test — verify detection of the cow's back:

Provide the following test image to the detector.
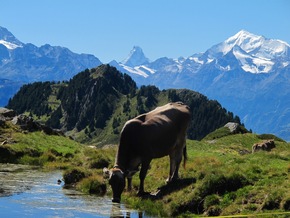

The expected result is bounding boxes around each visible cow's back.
[119,102,191,159]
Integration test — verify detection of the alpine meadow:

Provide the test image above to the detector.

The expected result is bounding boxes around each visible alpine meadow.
[1,24,290,217]
[2,64,290,217]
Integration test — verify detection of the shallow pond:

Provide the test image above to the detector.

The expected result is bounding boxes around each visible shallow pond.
[0,164,144,217]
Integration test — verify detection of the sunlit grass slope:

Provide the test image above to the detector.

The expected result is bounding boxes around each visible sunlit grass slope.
[121,133,290,217]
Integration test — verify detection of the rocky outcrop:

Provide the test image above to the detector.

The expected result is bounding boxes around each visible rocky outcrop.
[1,108,63,136]
[224,122,248,134]
[0,107,16,123]
[224,122,239,133]
[11,114,64,136]
[0,108,16,118]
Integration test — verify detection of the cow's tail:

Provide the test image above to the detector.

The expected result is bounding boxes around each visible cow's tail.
[183,145,187,169]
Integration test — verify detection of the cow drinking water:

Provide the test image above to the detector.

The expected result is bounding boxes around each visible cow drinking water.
[103,102,191,203]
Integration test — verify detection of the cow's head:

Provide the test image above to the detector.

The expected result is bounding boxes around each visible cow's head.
[103,167,125,203]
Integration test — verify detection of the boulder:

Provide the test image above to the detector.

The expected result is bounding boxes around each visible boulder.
[0,108,16,121]
[12,115,38,131]
[224,122,239,133]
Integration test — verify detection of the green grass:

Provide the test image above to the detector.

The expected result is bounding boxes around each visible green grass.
[116,133,290,217]
[0,121,81,166]
[1,120,289,217]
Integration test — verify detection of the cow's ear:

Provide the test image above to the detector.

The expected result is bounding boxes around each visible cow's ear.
[103,167,110,179]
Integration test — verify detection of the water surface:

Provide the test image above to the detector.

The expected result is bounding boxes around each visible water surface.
[0,164,143,217]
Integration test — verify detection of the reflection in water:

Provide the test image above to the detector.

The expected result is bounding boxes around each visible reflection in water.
[0,164,144,218]
[110,203,144,218]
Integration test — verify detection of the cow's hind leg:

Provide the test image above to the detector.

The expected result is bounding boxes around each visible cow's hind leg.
[167,136,186,183]
[167,150,182,183]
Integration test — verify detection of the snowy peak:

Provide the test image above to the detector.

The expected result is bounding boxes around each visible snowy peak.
[121,46,150,67]
[203,30,290,74]
[223,30,290,59]
[225,30,265,54]
[0,26,23,49]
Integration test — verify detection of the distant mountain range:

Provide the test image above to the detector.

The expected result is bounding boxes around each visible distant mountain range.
[110,30,290,141]
[0,26,101,105]
[0,26,289,141]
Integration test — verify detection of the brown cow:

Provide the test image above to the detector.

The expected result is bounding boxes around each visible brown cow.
[252,140,275,153]
[103,102,191,203]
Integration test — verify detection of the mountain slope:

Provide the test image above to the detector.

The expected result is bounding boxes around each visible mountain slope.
[113,30,290,141]
[0,26,102,106]
[7,65,242,145]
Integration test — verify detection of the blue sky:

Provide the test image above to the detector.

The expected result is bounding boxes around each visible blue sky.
[1,0,289,63]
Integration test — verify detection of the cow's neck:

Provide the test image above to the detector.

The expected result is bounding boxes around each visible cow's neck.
[115,144,129,172]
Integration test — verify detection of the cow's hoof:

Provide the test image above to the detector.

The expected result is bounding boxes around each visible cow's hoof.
[112,198,121,203]
[166,177,179,184]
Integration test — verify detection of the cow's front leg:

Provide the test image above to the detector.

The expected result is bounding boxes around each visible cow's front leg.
[127,177,132,191]
[137,160,151,196]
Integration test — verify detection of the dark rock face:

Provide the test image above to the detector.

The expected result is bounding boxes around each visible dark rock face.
[0,108,63,136]
[11,114,64,136]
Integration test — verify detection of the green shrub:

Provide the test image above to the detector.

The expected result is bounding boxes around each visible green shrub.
[282,197,290,211]
[77,175,106,195]
[262,191,283,210]
[204,194,220,209]
[89,153,110,169]
[205,206,222,216]
[63,168,90,185]
[19,155,40,165]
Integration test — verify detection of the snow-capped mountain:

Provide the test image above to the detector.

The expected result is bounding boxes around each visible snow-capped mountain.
[1,26,290,141]
[121,46,150,67]
[0,26,23,49]
[114,30,290,141]
[0,26,102,106]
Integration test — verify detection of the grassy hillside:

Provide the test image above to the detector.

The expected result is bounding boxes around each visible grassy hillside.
[1,116,289,216]
[120,132,290,217]
[0,120,81,167]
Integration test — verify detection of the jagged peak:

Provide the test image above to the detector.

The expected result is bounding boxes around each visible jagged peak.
[0,26,23,49]
[121,46,150,67]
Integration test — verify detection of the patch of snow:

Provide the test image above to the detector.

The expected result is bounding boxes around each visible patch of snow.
[207,58,214,63]
[121,65,149,78]
[189,56,204,64]
[233,47,274,73]
[139,65,155,74]
[219,65,231,71]
[253,39,290,59]
[0,40,22,49]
